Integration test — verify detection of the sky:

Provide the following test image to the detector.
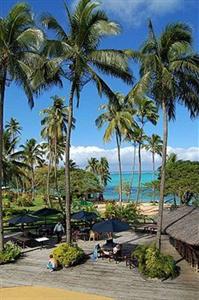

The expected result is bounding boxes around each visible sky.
[1,0,199,170]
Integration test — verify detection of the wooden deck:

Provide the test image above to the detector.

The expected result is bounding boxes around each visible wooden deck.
[0,231,198,300]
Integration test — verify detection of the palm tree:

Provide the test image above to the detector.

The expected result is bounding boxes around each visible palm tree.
[130,21,199,250]
[133,98,158,203]
[41,95,71,207]
[0,3,43,250]
[37,0,132,242]
[96,93,132,202]
[144,134,163,203]
[2,130,28,189]
[98,157,111,188]
[86,158,99,175]
[5,118,22,142]
[19,139,44,201]
[124,125,141,202]
[5,118,22,194]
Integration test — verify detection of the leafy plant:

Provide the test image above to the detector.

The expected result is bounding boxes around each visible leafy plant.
[16,194,33,207]
[132,244,177,279]
[104,202,140,222]
[52,243,85,267]
[0,242,21,264]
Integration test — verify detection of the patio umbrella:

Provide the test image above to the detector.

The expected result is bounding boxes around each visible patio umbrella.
[33,207,62,225]
[32,208,61,217]
[71,211,98,222]
[9,214,40,225]
[92,219,130,233]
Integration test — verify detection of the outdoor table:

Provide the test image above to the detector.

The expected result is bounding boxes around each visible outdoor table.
[102,243,116,251]
[35,237,49,249]
[76,231,88,241]
[12,236,32,249]
[144,224,157,234]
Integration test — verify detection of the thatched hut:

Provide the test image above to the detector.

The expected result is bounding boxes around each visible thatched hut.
[162,206,199,272]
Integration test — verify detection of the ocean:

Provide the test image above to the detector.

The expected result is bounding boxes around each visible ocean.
[104,171,173,203]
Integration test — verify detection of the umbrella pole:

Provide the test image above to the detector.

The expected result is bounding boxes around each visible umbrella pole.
[21,223,24,235]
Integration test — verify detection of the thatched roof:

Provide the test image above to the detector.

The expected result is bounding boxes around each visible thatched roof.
[162,206,199,246]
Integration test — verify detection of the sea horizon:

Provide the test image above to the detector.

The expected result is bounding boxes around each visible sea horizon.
[104,171,166,203]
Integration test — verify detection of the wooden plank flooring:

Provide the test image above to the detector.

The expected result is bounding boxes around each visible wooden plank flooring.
[0,231,198,300]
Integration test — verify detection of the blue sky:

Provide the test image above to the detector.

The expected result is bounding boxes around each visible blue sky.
[1,0,199,170]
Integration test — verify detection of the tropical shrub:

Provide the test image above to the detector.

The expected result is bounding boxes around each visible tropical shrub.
[71,197,97,213]
[16,194,33,207]
[0,242,21,264]
[52,243,85,267]
[132,244,177,279]
[104,203,140,222]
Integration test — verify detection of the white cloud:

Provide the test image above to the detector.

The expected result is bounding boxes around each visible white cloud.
[101,0,183,26]
[70,145,199,171]
[71,0,183,26]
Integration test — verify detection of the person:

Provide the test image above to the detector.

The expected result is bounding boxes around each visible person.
[47,254,58,272]
[54,221,64,243]
[113,244,121,255]
[90,244,101,261]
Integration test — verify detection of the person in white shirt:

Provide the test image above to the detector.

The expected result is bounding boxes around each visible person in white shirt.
[54,222,64,243]
[113,244,121,255]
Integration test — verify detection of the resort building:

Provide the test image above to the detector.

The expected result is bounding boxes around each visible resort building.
[162,206,199,272]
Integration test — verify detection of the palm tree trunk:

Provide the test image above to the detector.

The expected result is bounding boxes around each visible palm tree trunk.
[152,151,155,203]
[46,152,53,207]
[0,71,6,251]
[54,138,63,211]
[54,138,58,194]
[136,143,142,204]
[31,166,35,202]
[65,84,75,244]
[156,100,168,251]
[128,144,136,201]
[116,132,122,202]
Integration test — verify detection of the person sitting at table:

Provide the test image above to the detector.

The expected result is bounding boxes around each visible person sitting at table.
[102,249,110,256]
[113,244,121,255]
[47,254,58,272]
[90,243,101,261]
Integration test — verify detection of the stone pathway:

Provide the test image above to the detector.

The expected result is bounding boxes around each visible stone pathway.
[0,231,198,300]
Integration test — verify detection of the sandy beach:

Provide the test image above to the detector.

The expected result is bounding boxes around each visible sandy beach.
[95,202,169,217]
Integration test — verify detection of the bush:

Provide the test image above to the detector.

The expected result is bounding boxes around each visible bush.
[16,194,33,207]
[0,242,21,264]
[52,243,85,267]
[104,202,140,222]
[132,244,177,279]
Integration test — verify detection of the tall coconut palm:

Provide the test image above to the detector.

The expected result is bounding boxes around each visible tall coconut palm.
[96,93,132,202]
[124,125,140,201]
[129,21,199,250]
[0,3,43,250]
[2,130,28,189]
[144,134,163,203]
[98,157,111,188]
[134,98,158,203]
[36,0,132,242]
[5,118,22,143]
[41,95,71,207]
[19,139,44,201]
[5,118,22,194]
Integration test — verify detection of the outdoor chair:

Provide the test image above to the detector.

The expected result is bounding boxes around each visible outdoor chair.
[101,249,113,261]
[89,230,100,241]
[112,249,124,264]
[125,255,138,269]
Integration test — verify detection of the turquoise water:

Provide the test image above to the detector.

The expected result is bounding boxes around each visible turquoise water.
[104,171,172,203]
